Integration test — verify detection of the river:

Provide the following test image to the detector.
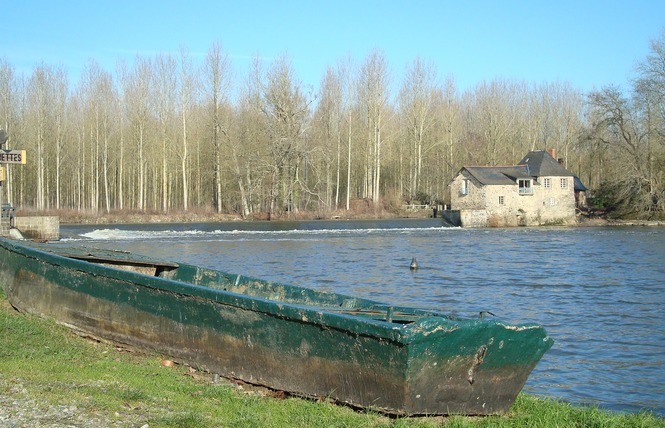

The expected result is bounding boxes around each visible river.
[60,219,665,416]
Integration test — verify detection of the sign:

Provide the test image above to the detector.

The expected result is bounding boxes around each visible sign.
[0,150,26,164]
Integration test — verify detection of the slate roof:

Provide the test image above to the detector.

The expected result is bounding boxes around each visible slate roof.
[518,150,575,177]
[458,150,587,189]
[574,176,588,192]
[463,166,531,185]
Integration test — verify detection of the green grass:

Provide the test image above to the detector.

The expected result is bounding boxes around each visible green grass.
[1,288,662,428]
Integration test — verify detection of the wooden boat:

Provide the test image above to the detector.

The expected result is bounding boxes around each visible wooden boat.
[0,237,553,415]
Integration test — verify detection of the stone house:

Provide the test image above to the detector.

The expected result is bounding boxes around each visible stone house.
[447,149,583,227]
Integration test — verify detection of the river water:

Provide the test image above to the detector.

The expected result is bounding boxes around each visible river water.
[59,219,665,416]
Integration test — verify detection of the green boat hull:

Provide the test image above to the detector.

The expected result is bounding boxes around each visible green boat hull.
[0,238,553,415]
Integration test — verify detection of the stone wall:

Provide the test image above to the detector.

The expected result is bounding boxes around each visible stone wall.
[443,210,489,228]
[450,172,486,210]
[460,210,489,227]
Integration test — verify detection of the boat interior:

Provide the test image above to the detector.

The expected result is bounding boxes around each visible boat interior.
[52,247,435,324]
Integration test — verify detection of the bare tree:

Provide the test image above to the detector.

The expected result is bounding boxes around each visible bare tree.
[441,76,460,182]
[466,79,521,165]
[204,42,232,213]
[78,61,117,213]
[0,60,14,136]
[357,50,391,203]
[335,56,356,211]
[313,65,345,210]
[122,57,153,211]
[231,56,268,216]
[586,85,658,214]
[154,53,177,211]
[51,67,69,210]
[0,60,16,204]
[25,65,55,210]
[635,30,665,212]
[115,60,128,210]
[311,59,356,212]
[261,54,312,217]
[178,47,196,211]
[398,57,439,200]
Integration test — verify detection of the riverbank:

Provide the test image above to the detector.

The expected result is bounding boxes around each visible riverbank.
[18,206,665,228]
[1,290,662,427]
[577,217,665,227]
[18,204,433,225]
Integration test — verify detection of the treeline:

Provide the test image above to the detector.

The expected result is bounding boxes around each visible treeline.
[1,34,664,219]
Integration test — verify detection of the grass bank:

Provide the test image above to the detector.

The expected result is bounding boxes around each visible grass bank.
[0,290,662,428]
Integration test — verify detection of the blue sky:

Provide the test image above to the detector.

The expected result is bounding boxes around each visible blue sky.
[2,0,664,94]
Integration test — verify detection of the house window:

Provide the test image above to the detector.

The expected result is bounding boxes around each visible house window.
[560,178,568,189]
[461,179,470,195]
[543,178,551,189]
[550,197,556,206]
[518,179,533,195]
[499,196,504,205]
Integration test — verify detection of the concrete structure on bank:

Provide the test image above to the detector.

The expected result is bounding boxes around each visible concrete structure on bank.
[1,206,60,240]
[14,216,60,240]
[446,149,586,227]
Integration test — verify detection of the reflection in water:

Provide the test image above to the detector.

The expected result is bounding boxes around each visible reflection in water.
[61,220,665,415]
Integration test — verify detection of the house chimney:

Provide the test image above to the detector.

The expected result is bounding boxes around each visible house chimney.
[547,148,556,159]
